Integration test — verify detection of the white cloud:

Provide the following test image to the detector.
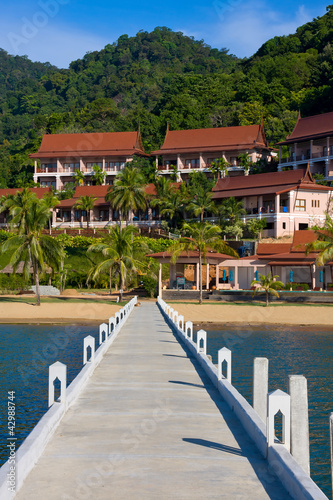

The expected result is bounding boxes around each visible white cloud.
[204,1,326,57]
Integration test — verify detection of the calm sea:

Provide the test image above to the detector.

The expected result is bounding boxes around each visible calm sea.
[0,324,99,466]
[0,323,332,496]
[194,324,333,498]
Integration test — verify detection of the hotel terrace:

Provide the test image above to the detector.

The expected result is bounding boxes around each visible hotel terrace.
[277,110,333,180]
[151,123,276,180]
[30,130,147,190]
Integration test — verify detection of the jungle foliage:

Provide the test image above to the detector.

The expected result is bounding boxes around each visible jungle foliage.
[1,8,333,186]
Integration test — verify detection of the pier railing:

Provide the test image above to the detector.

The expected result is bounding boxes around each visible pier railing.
[0,296,137,500]
[157,296,328,500]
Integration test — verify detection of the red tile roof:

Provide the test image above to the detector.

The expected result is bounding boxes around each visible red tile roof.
[73,185,110,199]
[147,250,235,261]
[212,166,331,200]
[278,111,333,145]
[30,131,147,159]
[152,123,271,155]
[257,243,292,256]
[0,187,51,199]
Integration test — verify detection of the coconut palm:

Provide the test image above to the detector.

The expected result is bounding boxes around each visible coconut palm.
[251,273,284,306]
[42,191,59,233]
[91,165,106,186]
[219,197,246,226]
[170,222,238,304]
[306,214,333,266]
[0,190,64,305]
[105,165,146,222]
[73,169,86,186]
[0,187,35,234]
[159,189,186,229]
[74,195,97,228]
[187,188,217,222]
[87,225,148,300]
[238,153,253,174]
[209,157,229,180]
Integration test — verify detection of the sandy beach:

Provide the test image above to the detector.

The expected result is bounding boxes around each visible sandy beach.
[170,302,333,327]
[0,298,332,327]
[0,301,121,324]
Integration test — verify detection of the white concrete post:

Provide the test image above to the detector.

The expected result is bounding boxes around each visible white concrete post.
[197,329,207,355]
[109,317,115,334]
[288,375,310,475]
[177,315,184,332]
[185,321,193,340]
[115,311,120,325]
[196,263,200,290]
[166,305,170,316]
[267,389,291,452]
[99,323,108,344]
[48,361,67,407]
[169,307,174,319]
[253,357,269,423]
[173,310,178,324]
[83,335,95,365]
[218,347,231,382]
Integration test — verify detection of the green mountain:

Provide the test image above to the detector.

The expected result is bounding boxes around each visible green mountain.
[1,7,333,188]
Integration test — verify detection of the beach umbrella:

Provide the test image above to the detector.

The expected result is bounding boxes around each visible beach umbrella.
[320,270,323,283]
[289,270,293,283]
[255,270,259,281]
[223,269,226,282]
[229,269,233,282]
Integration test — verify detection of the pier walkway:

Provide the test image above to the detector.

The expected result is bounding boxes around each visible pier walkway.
[15,302,289,499]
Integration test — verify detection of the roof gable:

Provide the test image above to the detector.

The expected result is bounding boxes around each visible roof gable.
[278,111,333,144]
[30,131,146,157]
[152,124,269,154]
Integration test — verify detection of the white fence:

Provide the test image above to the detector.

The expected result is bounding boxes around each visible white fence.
[157,296,328,500]
[0,296,138,500]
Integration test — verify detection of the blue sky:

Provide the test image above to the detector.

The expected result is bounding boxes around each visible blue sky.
[0,1,329,68]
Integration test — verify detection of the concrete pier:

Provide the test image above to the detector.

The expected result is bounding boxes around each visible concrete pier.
[15,302,290,499]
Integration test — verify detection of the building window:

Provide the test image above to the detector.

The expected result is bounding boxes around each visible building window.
[108,161,124,171]
[282,222,286,229]
[266,222,274,230]
[185,159,200,168]
[311,200,320,208]
[86,162,103,171]
[299,223,308,230]
[41,163,57,172]
[63,162,79,172]
[295,199,306,211]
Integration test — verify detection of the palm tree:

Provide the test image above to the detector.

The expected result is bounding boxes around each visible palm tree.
[159,189,185,229]
[209,157,229,180]
[87,225,147,300]
[91,165,106,186]
[42,191,59,233]
[187,188,217,222]
[73,169,86,186]
[306,214,333,266]
[219,197,246,226]
[0,187,35,234]
[170,222,238,304]
[251,273,284,306]
[0,191,64,305]
[105,165,146,223]
[238,153,253,175]
[74,195,97,228]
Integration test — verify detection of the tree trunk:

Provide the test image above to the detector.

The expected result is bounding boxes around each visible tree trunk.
[199,250,203,305]
[34,266,41,306]
[109,268,112,296]
[266,290,269,306]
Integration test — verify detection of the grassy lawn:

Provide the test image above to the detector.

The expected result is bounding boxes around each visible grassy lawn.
[166,300,333,307]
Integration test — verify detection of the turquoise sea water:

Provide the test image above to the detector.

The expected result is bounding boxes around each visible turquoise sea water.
[194,325,333,498]
[0,324,99,466]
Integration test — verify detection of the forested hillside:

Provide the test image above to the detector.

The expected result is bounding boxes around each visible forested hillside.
[1,6,333,188]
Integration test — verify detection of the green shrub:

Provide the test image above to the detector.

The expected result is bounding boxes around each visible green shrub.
[0,274,30,293]
[141,275,157,297]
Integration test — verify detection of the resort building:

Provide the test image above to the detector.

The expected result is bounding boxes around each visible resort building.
[30,130,147,190]
[152,123,276,180]
[277,110,333,180]
[54,184,159,227]
[212,166,332,238]
[220,230,332,290]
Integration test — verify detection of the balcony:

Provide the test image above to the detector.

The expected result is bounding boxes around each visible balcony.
[37,167,57,173]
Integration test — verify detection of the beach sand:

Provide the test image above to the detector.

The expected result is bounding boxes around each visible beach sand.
[0,301,121,324]
[0,298,332,327]
[170,302,333,327]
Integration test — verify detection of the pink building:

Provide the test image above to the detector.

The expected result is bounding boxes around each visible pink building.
[212,166,332,238]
